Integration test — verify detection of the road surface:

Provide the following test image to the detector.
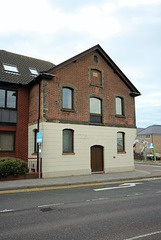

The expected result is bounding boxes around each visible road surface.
[1,176,161,239]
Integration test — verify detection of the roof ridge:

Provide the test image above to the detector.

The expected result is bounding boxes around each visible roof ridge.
[46,44,140,96]
[0,50,55,65]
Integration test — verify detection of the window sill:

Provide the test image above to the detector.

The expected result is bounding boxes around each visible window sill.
[89,83,103,88]
[0,151,15,153]
[32,153,37,156]
[115,114,125,118]
[62,152,75,155]
[61,108,75,113]
[89,122,105,126]
[117,151,126,154]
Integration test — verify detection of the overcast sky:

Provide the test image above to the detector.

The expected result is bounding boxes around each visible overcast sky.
[0,0,161,128]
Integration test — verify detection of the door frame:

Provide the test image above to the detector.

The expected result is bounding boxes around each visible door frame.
[90,145,104,173]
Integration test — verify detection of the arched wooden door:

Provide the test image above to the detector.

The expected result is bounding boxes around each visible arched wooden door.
[91,145,104,172]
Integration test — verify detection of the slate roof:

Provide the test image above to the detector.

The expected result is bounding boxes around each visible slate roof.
[47,44,141,96]
[137,125,161,135]
[136,128,145,135]
[0,50,55,85]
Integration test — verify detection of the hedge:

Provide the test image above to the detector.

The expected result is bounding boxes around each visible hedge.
[0,157,28,178]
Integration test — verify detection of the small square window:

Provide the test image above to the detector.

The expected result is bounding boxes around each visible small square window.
[0,89,17,109]
[29,68,38,75]
[146,135,150,139]
[3,63,19,73]
[0,131,15,152]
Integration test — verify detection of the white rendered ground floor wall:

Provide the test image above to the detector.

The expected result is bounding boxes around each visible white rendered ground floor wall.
[28,122,136,178]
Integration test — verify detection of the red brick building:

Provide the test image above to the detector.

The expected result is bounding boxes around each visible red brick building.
[0,50,54,163]
[0,45,141,178]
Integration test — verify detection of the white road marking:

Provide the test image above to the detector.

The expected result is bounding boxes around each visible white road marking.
[0,209,14,213]
[94,182,142,192]
[123,230,161,240]
[38,203,64,208]
[156,190,161,194]
[86,197,109,202]
[134,193,143,196]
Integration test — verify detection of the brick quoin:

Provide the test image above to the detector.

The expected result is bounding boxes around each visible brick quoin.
[29,51,136,127]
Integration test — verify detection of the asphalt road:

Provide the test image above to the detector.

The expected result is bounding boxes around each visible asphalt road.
[1,176,161,239]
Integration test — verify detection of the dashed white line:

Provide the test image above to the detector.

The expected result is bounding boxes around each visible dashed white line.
[134,193,143,196]
[0,209,14,213]
[86,198,109,202]
[123,230,161,240]
[156,190,161,194]
[38,203,64,208]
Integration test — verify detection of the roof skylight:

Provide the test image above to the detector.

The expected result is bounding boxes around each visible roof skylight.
[3,63,19,73]
[29,68,38,75]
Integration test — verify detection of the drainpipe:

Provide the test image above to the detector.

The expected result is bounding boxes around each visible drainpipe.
[37,82,41,172]
[30,73,55,175]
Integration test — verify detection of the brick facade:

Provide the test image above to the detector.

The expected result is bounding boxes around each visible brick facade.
[1,45,140,177]
[29,51,136,128]
[0,87,29,162]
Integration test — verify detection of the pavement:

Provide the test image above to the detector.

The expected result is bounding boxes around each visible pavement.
[1,162,161,191]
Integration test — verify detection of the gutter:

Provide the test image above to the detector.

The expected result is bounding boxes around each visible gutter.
[129,92,141,97]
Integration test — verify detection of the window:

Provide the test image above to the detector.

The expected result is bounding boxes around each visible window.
[63,129,74,153]
[91,69,102,86]
[0,89,17,109]
[146,135,150,139]
[29,68,38,75]
[34,129,38,153]
[0,131,15,152]
[116,97,124,116]
[117,132,125,152]
[90,97,102,123]
[62,87,73,110]
[3,63,19,74]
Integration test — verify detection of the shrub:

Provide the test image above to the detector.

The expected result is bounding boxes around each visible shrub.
[0,157,28,178]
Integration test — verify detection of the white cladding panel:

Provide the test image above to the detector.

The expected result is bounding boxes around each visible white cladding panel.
[28,122,135,178]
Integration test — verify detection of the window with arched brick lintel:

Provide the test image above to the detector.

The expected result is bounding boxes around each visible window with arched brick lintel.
[117,131,125,152]
[62,87,73,110]
[90,97,102,123]
[63,129,74,153]
[115,96,125,116]
[88,67,103,87]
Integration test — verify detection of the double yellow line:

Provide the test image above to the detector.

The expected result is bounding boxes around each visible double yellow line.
[0,176,161,194]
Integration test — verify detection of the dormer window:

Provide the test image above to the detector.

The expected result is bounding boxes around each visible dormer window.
[3,63,19,74]
[29,68,38,76]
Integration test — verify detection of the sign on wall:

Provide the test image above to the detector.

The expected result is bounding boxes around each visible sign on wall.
[37,132,42,143]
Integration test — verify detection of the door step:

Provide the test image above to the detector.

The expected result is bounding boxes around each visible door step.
[92,171,105,174]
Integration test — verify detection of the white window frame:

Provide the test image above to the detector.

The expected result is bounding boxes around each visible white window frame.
[29,68,38,75]
[3,63,19,74]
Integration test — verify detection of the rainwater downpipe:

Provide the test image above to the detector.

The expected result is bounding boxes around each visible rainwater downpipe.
[37,82,41,173]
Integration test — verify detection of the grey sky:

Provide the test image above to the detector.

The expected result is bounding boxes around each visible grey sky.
[0,0,161,128]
